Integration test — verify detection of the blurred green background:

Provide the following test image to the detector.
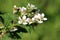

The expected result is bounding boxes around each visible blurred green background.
[0,0,60,40]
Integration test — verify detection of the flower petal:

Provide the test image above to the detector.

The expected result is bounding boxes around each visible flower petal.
[23,22,27,25]
[18,21,22,24]
[29,22,33,24]
[22,15,26,20]
[43,18,47,20]
[10,28,18,32]
[32,18,35,21]
[18,17,21,20]
[34,14,38,19]
[26,18,30,22]
[41,13,45,17]
[28,3,30,7]
[31,4,35,8]
[14,5,17,8]
[38,21,43,23]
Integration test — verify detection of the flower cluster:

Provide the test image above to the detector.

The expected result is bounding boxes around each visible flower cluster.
[0,3,48,38]
[13,3,47,25]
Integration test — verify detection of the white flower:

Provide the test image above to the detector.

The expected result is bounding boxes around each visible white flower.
[18,15,28,25]
[28,19,33,24]
[13,5,17,14]
[27,3,37,9]
[20,7,27,12]
[13,5,21,14]
[13,7,17,14]
[20,7,27,15]
[16,3,47,25]
[34,13,41,19]
[33,13,47,23]
[22,15,28,25]
[26,18,33,24]
[18,17,22,24]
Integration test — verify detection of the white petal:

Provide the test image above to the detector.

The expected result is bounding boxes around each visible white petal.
[38,21,43,23]
[10,28,18,32]
[26,18,30,22]
[21,7,26,11]
[14,28,18,31]
[38,13,41,16]
[18,21,22,24]
[22,15,26,20]
[28,3,30,6]
[23,22,27,25]
[34,15,38,19]
[32,18,35,21]
[18,17,21,20]
[14,5,16,8]
[41,13,45,17]
[31,4,37,9]
[31,4,35,8]
[29,22,33,24]
[43,18,47,20]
